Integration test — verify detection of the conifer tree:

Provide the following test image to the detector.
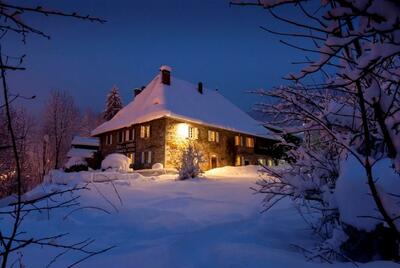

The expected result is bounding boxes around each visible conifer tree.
[103,86,123,121]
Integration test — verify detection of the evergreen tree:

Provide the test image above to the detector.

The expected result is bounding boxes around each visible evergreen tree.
[103,86,123,121]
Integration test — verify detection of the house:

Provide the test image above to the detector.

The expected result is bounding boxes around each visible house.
[67,136,100,168]
[91,66,280,170]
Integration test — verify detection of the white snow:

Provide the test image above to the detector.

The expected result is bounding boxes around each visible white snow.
[64,156,87,169]
[0,166,397,267]
[335,155,400,231]
[152,163,164,170]
[71,136,100,147]
[92,69,274,139]
[101,153,131,172]
[204,165,262,178]
[160,65,172,72]
[67,147,97,158]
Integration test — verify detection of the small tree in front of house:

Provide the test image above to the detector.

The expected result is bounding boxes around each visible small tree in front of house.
[178,144,204,180]
[103,85,123,121]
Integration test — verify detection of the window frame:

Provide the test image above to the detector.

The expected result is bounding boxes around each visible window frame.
[235,135,240,146]
[125,128,134,141]
[258,158,266,166]
[118,131,125,143]
[140,125,151,139]
[105,134,113,145]
[245,137,254,148]
[208,130,219,143]
[140,151,152,164]
[189,126,199,140]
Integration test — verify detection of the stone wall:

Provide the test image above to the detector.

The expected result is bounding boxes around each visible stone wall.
[164,118,235,170]
[98,116,278,171]
[98,118,167,169]
[164,118,275,171]
[134,118,166,169]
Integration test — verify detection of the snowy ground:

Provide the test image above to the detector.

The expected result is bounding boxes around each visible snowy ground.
[1,166,397,267]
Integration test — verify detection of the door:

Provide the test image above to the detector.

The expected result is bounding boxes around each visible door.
[210,155,217,169]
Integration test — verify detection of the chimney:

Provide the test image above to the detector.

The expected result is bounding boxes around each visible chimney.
[198,82,203,94]
[134,88,142,97]
[160,65,171,85]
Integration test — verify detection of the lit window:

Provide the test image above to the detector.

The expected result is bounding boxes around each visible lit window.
[189,127,199,140]
[245,137,254,148]
[258,158,266,166]
[208,130,219,142]
[106,134,113,145]
[127,153,135,164]
[177,123,189,138]
[235,155,241,166]
[235,136,240,146]
[268,159,274,167]
[234,135,243,146]
[235,155,245,166]
[140,125,150,138]
[125,128,134,141]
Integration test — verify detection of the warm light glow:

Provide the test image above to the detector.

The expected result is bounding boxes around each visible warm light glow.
[176,123,189,138]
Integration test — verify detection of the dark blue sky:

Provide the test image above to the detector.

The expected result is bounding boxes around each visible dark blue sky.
[7,0,305,114]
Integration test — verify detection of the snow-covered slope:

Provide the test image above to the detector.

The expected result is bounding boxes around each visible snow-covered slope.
[92,72,272,138]
[0,167,396,267]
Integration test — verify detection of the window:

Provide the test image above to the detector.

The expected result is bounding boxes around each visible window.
[118,131,125,143]
[141,152,145,164]
[105,134,113,145]
[235,155,240,166]
[140,125,150,138]
[127,153,135,164]
[208,130,219,142]
[141,151,152,164]
[245,137,254,148]
[125,128,134,141]
[258,158,266,166]
[268,159,274,167]
[235,135,243,146]
[188,126,199,140]
[235,155,245,166]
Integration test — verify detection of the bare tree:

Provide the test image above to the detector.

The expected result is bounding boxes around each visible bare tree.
[42,89,80,169]
[79,108,104,137]
[232,0,400,261]
[0,2,115,267]
[0,106,36,197]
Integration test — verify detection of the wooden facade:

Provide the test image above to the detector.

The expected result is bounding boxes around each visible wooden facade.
[96,116,278,171]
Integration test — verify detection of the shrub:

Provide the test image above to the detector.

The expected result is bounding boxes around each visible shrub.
[177,144,203,180]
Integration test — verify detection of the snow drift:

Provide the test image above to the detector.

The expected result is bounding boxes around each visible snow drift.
[101,153,131,172]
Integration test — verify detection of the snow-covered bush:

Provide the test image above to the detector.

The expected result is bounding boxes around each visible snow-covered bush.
[152,163,163,170]
[177,144,203,180]
[234,0,400,262]
[64,157,88,173]
[101,153,131,172]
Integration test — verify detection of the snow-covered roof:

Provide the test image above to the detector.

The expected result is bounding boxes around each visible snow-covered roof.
[67,148,97,159]
[71,136,100,147]
[92,70,274,139]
